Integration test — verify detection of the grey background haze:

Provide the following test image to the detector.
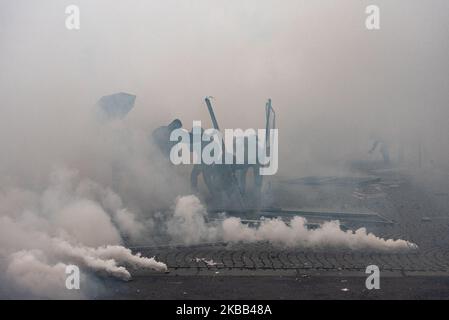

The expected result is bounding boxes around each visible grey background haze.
[0,0,447,298]
[1,0,449,180]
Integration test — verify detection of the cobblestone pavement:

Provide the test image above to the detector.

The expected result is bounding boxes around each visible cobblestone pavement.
[134,245,449,273]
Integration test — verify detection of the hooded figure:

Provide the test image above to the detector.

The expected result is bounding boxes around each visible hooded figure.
[152,119,183,158]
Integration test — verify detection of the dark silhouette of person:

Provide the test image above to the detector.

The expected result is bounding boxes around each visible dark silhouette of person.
[152,119,182,158]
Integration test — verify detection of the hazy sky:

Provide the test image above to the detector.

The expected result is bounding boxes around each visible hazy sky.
[1,0,449,175]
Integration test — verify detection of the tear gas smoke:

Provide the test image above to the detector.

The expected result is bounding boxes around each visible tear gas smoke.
[1,0,445,299]
[167,195,417,251]
[0,167,167,299]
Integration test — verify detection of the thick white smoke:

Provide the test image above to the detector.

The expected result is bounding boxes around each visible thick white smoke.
[167,195,219,245]
[167,195,417,251]
[0,167,167,299]
[4,1,444,299]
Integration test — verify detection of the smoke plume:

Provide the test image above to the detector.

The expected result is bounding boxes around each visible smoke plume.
[167,195,417,251]
[2,0,446,299]
[0,167,167,299]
